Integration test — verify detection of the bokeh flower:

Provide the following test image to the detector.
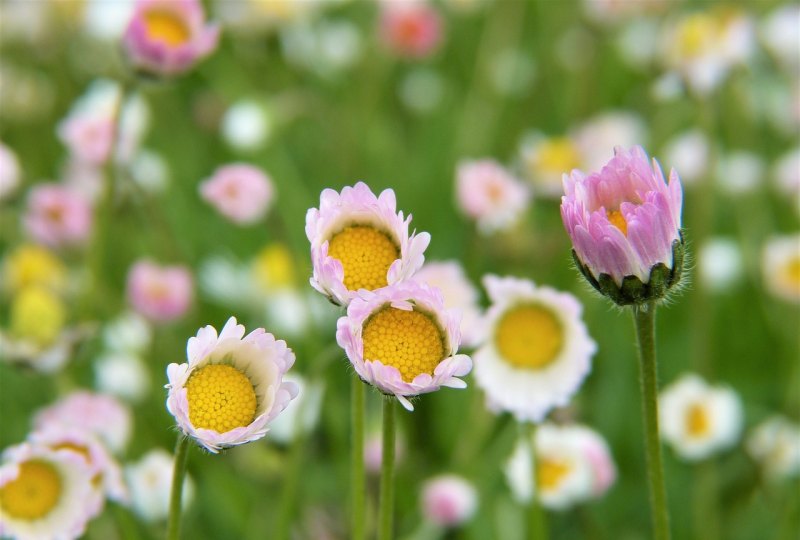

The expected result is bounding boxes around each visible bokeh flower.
[336,281,472,411]
[697,237,744,292]
[94,351,151,403]
[505,423,616,510]
[661,130,710,186]
[306,182,430,306]
[659,373,743,461]
[0,141,21,201]
[746,416,800,482]
[165,316,299,453]
[364,430,405,475]
[519,134,583,198]
[125,449,195,522]
[421,474,478,528]
[23,184,93,249]
[2,244,66,295]
[379,1,443,59]
[0,443,96,540]
[455,159,531,235]
[561,145,684,305]
[199,163,275,225]
[267,374,325,445]
[573,112,647,172]
[126,259,193,322]
[473,275,595,423]
[761,233,800,303]
[123,0,220,77]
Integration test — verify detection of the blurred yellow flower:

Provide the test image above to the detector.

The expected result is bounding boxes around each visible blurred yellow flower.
[3,244,66,293]
[251,243,296,291]
[10,286,66,346]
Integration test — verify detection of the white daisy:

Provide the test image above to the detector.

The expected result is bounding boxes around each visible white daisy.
[762,233,800,304]
[125,449,195,523]
[746,415,800,481]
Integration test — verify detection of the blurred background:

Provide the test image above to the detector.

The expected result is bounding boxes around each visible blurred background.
[0,0,798,539]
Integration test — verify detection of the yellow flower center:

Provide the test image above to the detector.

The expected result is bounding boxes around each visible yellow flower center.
[0,460,62,520]
[52,443,91,462]
[780,256,800,295]
[606,210,628,236]
[532,137,581,176]
[675,14,716,58]
[185,364,257,433]
[252,244,295,291]
[143,10,191,47]
[494,304,563,370]
[537,457,572,492]
[362,307,445,383]
[327,226,400,291]
[686,402,711,437]
[4,245,66,293]
[10,287,66,346]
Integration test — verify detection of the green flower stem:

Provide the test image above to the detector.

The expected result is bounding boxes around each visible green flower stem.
[166,436,190,540]
[633,302,671,540]
[693,461,719,540]
[526,423,548,540]
[378,396,396,540]
[351,375,366,540]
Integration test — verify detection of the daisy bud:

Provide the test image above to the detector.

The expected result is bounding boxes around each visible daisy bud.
[421,474,478,528]
[560,146,685,306]
[122,0,219,78]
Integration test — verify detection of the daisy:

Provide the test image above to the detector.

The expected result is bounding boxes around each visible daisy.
[336,281,472,411]
[306,182,430,306]
[762,233,800,303]
[455,159,531,235]
[0,443,96,540]
[659,373,743,461]
[165,316,298,453]
[473,275,596,423]
[747,415,800,482]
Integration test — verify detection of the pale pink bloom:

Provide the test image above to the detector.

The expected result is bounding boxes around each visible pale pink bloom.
[126,260,193,322]
[199,164,274,225]
[123,0,220,77]
[165,316,298,453]
[421,474,478,528]
[0,141,21,201]
[456,159,531,234]
[561,146,683,287]
[57,114,114,166]
[364,431,405,475]
[33,391,133,454]
[23,183,93,248]
[306,182,431,306]
[336,281,472,411]
[413,260,483,347]
[379,1,443,59]
[0,443,96,540]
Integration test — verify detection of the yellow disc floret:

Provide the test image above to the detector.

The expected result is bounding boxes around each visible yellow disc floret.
[686,403,711,438]
[780,256,800,296]
[0,460,62,520]
[606,210,628,236]
[143,10,191,46]
[537,457,572,492]
[185,364,257,433]
[495,304,563,370]
[327,226,400,291]
[362,307,445,383]
[10,287,66,346]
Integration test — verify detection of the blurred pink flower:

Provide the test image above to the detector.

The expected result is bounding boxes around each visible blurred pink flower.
[200,164,274,225]
[456,159,531,234]
[364,431,405,474]
[123,0,219,77]
[126,260,193,322]
[421,474,478,528]
[380,2,443,59]
[57,114,114,166]
[561,146,683,299]
[23,183,93,248]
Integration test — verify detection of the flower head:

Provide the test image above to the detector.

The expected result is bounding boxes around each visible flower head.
[421,474,478,528]
[200,164,274,225]
[473,276,595,423]
[23,184,93,249]
[504,423,616,510]
[561,145,684,306]
[659,374,743,461]
[126,259,193,322]
[761,233,800,304]
[165,317,298,453]
[123,0,220,77]
[125,449,195,522]
[306,182,430,306]
[336,281,472,411]
[379,2,443,59]
[0,443,96,540]
[747,416,800,482]
[456,159,531,235]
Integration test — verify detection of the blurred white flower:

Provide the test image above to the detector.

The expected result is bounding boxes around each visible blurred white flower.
[518,132,583,198]
[83,0,136,40]
[281,19,362,78]
[698,238,744,293]
[94,351,151,403]
[716,151,764,195]
[421,474,478,528]
[573,111,647,172]
[267,374,325,444]
[650,72,685,102]
[761,233,800,304]
[615,18,660,69]
[199,255,255,307]
[661,130,710,186]
[760,5,800,72]
[221,100,272,152]
[399,68,444,114]
[0,141,21,201]
[130,149,170,194]
[125,449,195,523]
[264,289,312,339]
[659,373,743,461]
[773,147,800,209]
[747,416,800,482]
[102,311,152,354]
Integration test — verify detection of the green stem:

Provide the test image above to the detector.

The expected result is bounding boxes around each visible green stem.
[693,460,719,540]
[378,397,396,540]
[526,423,548,540]
[351,375,366,540]
[633,302,671,540]
[166,436,190,540]
[274,428,306,540]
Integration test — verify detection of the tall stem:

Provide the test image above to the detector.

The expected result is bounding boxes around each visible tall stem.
[378,397,396,540]
[351,376,366,540]
[166,436,190,540]
[633,302,671,540]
